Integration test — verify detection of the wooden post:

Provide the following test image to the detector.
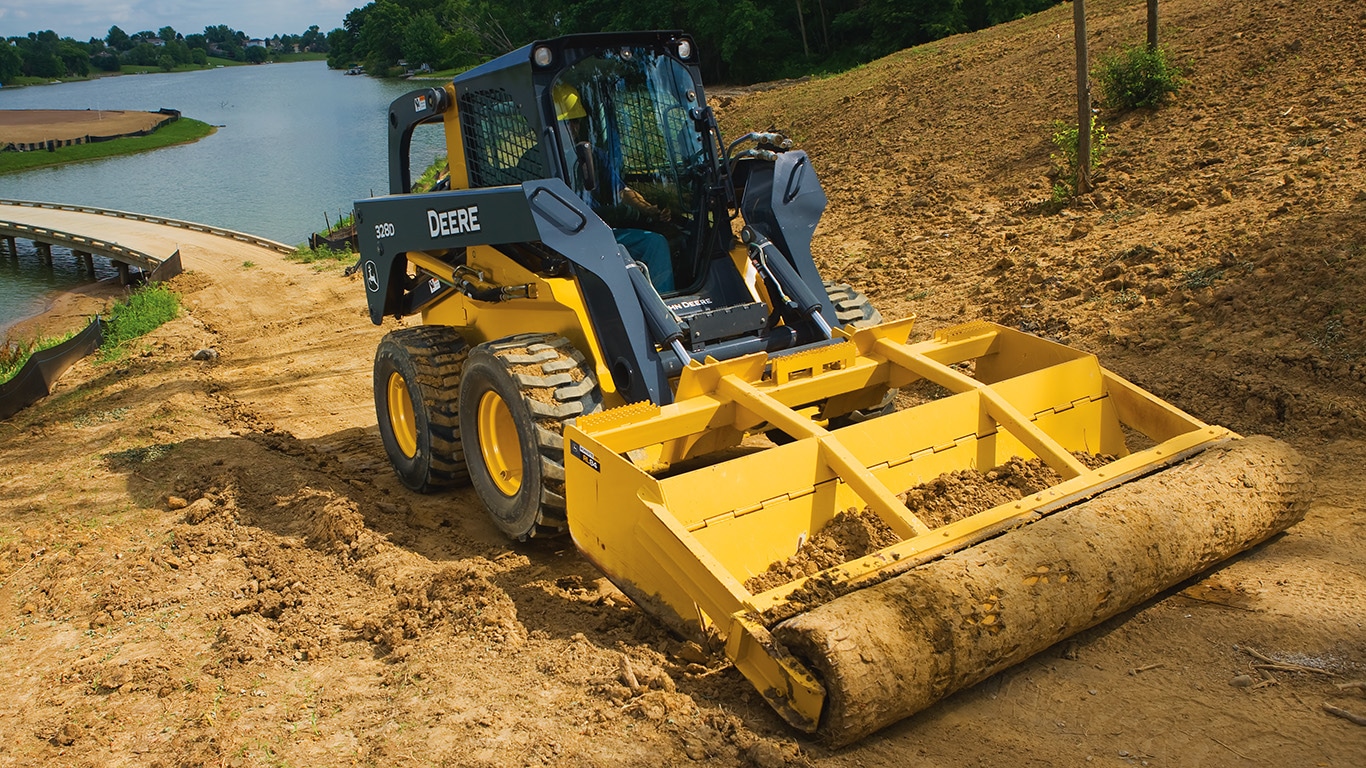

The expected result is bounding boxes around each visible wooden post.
[1148,0,1159,49]
[115,260,131,285]
[1073,0,1092,195]
[37,242,53,265]
[75,250,95,275]
[0,236,13,257]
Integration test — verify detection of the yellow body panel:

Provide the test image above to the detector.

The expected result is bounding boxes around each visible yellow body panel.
[563,320,1230,731]
[414,244,625,405]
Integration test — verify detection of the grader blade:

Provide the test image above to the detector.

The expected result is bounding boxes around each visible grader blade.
[562,320,1310,741]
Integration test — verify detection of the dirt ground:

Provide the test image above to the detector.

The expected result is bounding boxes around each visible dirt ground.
[2,0,1364,765]
[0,110,172,145]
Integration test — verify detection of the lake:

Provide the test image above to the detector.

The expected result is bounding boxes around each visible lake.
[0,61,447,334]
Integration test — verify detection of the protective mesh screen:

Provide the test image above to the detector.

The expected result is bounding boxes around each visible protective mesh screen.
[614,89,676,174]
[459,88,545,187]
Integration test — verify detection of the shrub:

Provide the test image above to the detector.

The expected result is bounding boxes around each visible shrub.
[1095,44,1186,110]
[1050,115,1107,199]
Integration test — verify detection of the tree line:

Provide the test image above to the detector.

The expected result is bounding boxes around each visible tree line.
[0,24,330,82]
[323,0,1064,82]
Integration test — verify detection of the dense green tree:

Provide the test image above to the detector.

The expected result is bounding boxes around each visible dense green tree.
[359,1,412,71]
[326,27,356,67]
[58,38,91,76]
[403,12,445,68]
[105,25,131,52]
[17,31,64,78]
[245,45,268,63]
[191,48,208,65]
[0,42,22,82]
[158,26,178,43]
[124,42,159,66]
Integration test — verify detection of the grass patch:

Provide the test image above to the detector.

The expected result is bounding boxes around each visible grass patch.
[412,155,448,193]
[0,118,216,175]
[98,284,181,362]
[288,244,355,264]
[271,52,329,63]
[0,330,78,385]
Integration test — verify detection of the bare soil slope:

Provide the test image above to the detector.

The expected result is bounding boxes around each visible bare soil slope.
[2,1,1364,766]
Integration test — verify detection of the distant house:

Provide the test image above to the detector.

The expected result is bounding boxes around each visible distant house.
[247,39,266,48]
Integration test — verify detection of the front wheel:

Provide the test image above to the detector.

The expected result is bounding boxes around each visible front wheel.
[459,334,601,541]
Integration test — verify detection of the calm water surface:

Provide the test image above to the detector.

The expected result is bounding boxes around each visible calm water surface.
[0,62,446,333]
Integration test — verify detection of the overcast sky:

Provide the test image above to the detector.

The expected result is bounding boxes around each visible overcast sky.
[1,1,359,42]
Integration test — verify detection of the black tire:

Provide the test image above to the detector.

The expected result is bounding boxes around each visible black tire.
[823,280,884,328]
[374,326,470,492]
[459,334,602,541]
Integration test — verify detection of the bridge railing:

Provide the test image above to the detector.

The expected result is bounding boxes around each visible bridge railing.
[0,219,164,274]
[0,199,296,254]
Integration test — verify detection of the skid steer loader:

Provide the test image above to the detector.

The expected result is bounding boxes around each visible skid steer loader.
[353,31,1310,744]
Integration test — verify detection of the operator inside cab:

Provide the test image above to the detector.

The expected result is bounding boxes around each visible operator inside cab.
[553,82,675,293]
[551,47,710,293]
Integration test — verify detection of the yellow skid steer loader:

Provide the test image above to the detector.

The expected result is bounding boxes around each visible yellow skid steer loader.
[353,32,1309,744]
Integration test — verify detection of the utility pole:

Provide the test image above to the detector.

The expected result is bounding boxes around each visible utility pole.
[1148,0,1159,49]
[1073,0,1091,194]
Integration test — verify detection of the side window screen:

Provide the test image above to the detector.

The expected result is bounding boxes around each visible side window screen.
[459,88,545,187]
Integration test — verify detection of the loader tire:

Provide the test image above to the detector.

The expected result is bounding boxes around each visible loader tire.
[460,334,602,541]
[374,326,470,493]
[823,280,883,328]
[824,280,895,423]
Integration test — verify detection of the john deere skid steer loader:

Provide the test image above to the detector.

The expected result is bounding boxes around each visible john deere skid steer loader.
[354,31,1309,744]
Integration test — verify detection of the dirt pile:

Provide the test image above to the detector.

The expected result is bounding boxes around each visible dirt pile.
[1,0,1363,765]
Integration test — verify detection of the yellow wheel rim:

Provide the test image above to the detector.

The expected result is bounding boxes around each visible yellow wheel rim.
[386,372,418,459]
[477,390,522,496]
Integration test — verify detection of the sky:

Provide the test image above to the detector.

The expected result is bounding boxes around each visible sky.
[0,0,359,42]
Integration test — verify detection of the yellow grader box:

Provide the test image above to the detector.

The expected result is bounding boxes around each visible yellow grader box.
[564,319,1309,743]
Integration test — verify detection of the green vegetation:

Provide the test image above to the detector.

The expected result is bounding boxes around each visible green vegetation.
[98,284,181,361]
[289,244,356,265]
[1050,115,1107,200]
[0,118,215,175]
[2,23,330,84]
[1094,43,1186,110]
[325,0,1065,84]
[0,330,78,386]
[412,155,448,193]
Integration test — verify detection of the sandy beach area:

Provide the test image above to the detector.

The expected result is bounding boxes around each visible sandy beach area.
[0,109,172,145]
[0,278,128,342]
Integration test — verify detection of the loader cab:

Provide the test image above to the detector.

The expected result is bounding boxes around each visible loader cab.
[546,46,714,296]
[443,32,742,300]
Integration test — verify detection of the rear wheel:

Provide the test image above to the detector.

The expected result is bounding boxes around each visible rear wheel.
[374,326,470,492]
[459,334,601,541]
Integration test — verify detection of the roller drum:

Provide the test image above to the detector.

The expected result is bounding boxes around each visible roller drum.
[773,436,1311,745]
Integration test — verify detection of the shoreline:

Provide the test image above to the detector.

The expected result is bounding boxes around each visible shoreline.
[1,278,127,343]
